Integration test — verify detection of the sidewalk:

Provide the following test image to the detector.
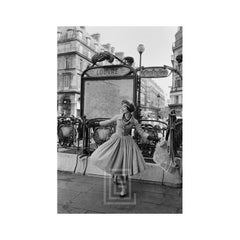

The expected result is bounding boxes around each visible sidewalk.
[58,171,182,214]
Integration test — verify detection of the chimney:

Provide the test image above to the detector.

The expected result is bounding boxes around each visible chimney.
[102,43,111,52]
[91,33,100,42]
[111,47,115,53]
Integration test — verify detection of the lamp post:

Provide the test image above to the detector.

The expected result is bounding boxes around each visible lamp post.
[157,94,160,108]
[157,93,160,120]
[137,44,145,120]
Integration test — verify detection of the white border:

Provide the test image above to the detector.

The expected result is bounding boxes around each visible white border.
[1,0,239,240]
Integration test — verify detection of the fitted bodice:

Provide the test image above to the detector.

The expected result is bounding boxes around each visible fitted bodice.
[99,114,148,140]
[115,115,134,136]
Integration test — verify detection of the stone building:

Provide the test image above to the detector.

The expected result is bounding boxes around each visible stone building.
[57,26,123,117]
[169,26,183,117]
[57,26,165,118]
[140,78,165,120]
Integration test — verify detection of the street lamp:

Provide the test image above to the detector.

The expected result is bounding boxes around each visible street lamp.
[176,54,182,64]
[157,94,160,119]
[137,44,145,121]
[157,94,160,108]
[137,44,145,68]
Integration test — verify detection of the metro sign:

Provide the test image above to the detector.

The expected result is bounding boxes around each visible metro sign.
[85,66,131,78]
[139,67,169,78]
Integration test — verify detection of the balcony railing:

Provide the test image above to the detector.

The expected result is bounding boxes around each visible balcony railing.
[170,86,182,92]
[58,42,79,54]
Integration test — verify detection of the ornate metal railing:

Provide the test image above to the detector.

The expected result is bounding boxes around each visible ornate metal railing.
[138,120,168,160]
[57,116,82,148]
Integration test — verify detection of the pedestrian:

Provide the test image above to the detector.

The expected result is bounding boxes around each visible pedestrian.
[165,109,176,141]
[87,100,159,197]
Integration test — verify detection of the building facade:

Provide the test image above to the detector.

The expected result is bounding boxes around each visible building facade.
[57,26,122,117]
[57,26,165,119]
[140,78,165,120]
[169,26,183,117]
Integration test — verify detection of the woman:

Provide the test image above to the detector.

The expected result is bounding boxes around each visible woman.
[87,100,159,197]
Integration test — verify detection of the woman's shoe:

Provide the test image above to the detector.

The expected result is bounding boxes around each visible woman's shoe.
[120,185,127,197]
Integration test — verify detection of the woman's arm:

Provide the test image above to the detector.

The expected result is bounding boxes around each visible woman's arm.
[133,119,149,141]
[99,115,118,127]
[133,119,159,142]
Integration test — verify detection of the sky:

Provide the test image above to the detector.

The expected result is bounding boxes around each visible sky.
[86,26,178,100]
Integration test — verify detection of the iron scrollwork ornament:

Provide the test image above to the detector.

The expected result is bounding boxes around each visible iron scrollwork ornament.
[92,126,114,147]
[91,51,115,65]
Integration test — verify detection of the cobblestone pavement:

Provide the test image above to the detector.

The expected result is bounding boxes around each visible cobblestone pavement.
[58,171,182,214]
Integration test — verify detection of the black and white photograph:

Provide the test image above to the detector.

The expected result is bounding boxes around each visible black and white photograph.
[57,26,183,213]
[2,0,240,239]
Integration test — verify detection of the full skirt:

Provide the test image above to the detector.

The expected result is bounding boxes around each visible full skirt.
[90,133,148,176]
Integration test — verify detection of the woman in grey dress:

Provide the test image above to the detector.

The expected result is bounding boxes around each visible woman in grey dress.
[88,100,159,197]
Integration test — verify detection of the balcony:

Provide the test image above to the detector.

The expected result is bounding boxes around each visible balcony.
[170,80,182,92]
[57,32,96,55]
[58,41,79,54]
[168,103,182,110]
[170,87,182,93]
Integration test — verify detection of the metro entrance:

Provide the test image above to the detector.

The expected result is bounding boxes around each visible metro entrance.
[73,51,182,186]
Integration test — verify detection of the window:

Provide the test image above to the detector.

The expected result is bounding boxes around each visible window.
[58,57,65,69]
[63,74,71,89]
[79,59,83,70]
[88,51,92,59]
[79,45,83,54]
[179,95,182,104]
[57,75,61,89]
[57,58,61,69]
[175,96,179,104]
[86,37,91,46]
[67,29,73,39]
[66,57,72,69]
[176,79,182,88]
[77,30,82,39]
[57,32,61,40]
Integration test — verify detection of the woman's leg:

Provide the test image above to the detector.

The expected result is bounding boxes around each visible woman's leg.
[119,175,128,197]
[112,174,119,184]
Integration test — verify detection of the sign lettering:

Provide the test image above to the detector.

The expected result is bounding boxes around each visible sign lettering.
[86,66,131,77]
[140,67,169,78]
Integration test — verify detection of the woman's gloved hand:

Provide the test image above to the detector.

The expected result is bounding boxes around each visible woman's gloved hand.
[86,121,100,128]
[147,135,160,142]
